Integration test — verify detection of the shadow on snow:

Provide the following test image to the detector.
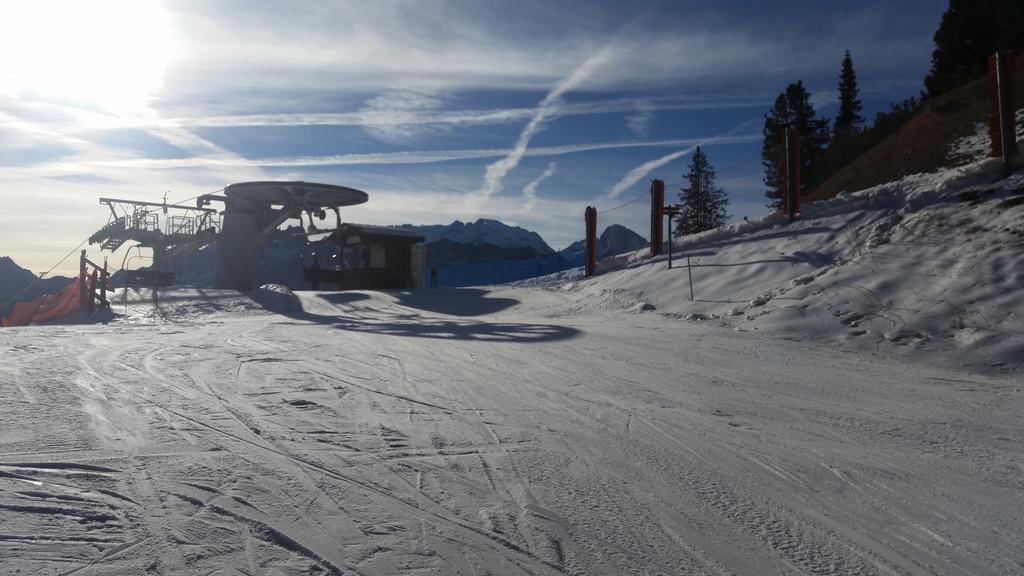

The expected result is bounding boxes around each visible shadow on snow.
[286,288,580,344]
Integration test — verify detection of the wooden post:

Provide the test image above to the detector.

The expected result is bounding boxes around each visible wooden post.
[584,206,598,277]
[989,50,1018,175]
[87,270,98,313]
[650,180,665,256]
[100,258,108,309]
[687,256,694,301]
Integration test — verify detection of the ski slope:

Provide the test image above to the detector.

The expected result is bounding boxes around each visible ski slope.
[1,283,1021,575]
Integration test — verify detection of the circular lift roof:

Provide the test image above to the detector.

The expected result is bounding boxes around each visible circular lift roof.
[224,181,368,209]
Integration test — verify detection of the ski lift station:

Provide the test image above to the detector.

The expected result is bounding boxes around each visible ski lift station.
[88,181,425,291]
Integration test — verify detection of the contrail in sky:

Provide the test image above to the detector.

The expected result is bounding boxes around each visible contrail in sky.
[522,162,558,211]
[606,119,762,199]
[479,47,614,198]
[606,148,694,200]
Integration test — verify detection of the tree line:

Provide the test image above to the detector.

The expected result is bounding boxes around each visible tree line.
[762,0,1024,208]
[674,0,1023,236]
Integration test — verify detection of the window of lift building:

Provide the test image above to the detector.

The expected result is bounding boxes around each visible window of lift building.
[341,246,361,270]
[369,245,386,269]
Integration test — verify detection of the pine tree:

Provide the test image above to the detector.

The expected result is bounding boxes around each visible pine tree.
[761,94,790,211]
[762,81,830,209]
[675,147,729,237]
[834,51,863,141]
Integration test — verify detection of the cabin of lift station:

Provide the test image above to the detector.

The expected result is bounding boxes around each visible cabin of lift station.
[89,181,425,291]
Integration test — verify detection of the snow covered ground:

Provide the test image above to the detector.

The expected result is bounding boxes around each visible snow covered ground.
[2,131,1023,573]
[1,278,1021,575]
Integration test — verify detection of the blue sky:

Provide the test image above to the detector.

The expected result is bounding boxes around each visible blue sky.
[0,0,946,273]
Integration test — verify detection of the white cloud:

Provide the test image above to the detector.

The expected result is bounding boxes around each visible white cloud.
[626,99,655,138]
[2,134,760,175]
[99,1,935,120]
[155,3,801,111]
[810,90,839,111]
[357,89,446,143]
[149,93,771,131]
[178,106,533,129]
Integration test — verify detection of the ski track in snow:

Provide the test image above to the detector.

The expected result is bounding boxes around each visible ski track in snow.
[2,151,1023,575]
[0,282,1021,576]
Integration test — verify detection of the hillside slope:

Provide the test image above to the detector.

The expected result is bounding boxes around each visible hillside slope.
[551,143,1024,374]
[810,55,1024,201]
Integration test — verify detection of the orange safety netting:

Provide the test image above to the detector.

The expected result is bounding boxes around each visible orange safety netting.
[1,275,83,327]
[2,297,43,327]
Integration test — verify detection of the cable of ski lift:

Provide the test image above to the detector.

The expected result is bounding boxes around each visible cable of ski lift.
[597,190,648,214]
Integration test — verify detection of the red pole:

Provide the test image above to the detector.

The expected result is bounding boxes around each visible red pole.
[650,180,665,256]
[585,206,598,277]
[989,50,1018,172]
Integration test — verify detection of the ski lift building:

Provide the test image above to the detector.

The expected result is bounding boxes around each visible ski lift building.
[308,224,425,290]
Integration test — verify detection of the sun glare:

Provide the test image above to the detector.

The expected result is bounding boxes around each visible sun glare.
[0,0,178,115]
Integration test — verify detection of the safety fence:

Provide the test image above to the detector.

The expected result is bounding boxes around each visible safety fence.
[0,251,110,327]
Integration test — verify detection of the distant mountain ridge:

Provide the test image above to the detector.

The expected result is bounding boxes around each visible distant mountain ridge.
[0,256,38,294]
[0,256,74,316]
[399,219,554,254]
[559,224,649,266]
[421,238,540,268]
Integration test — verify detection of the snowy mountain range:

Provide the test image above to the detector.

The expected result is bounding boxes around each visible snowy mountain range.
[399,219,554,254]
[400,220,649,286]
